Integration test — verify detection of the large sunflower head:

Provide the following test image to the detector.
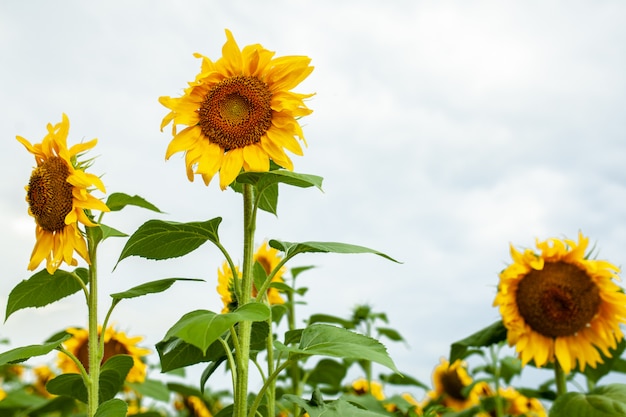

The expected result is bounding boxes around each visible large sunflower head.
[57,326,151,383]
[17,114,110,274]
[493,232,626,373]
[217,242,286,313]
[159,29,314,190]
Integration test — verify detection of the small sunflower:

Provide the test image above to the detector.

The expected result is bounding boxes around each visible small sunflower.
[17,114,110,274]
[57,326,151,383]
[426,358,484,412]
[497,386,547,417]
[217,242,286,313]
[159,29,314,190]
[493,232,626,373]
[32,365,56,397]
[351,378,386,401]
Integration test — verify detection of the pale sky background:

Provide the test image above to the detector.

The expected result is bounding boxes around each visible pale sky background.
[2,0,626,399]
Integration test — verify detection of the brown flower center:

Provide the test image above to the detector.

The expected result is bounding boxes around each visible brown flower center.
[440,369,467,401]
[27,156,74,232]
[76,336,130,372]
[515,261,600,338]
[197,75,273,150]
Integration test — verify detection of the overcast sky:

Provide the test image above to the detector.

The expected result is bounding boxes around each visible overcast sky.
[2,0,626,396]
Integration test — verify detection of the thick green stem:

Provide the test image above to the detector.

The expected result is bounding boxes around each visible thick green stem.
[555,361,567,397]
[86,226,101,417]
[234,184,257,417]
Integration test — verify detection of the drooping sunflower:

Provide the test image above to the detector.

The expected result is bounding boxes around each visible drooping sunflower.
[159,29,314,190]
[217,242,286,313]
[426,358,485,412]
[493,232,626,373]
[16,114,110,274]
[57,326,151,383]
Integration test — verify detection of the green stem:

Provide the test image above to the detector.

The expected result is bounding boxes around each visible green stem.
[490,345,504,417]
[555,360,567,397]
[248,360,295,417]
[86,226,101,417]
[234,184,257,417]
[265,313,275,417]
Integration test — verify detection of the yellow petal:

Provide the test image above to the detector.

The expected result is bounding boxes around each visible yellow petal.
[219,148,244,190]
[242,144,270,172]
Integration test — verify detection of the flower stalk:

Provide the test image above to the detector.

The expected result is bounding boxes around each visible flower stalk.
[86,225,101,417]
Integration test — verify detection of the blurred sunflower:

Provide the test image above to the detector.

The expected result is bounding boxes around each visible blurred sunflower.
[32,365,55,397]
[174,395,214,417]
[426,358,485,412]
[57,326,150,383]
[16,114,109,274]
[217,242,286,313]
[159,29,314,190]
[351,378,385,401]
[497,386,547,417]
[493,232,626,373]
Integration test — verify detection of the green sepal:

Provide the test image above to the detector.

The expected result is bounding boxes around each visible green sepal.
[163,303,270,354]
[94,398,128,417]
[117,218,222,264]
[550,383,626,417]
[449,320,507,363]
[5,268,88,321]
[110,278,204,301]
[105,192,162,213]
[269,240,400,263]
[275,323,399,373]
[0,333,71,366]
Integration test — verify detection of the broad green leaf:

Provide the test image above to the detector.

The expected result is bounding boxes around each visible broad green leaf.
[276,324,399,373]
[164,303,270,353]
[105,192,162,213]
[284,392,388,417]
[117,218,222,264]
[99,355,133,402]
[269,240,399,263]
[126,379,170,402]
[6,268,88,321]
[257,182,279,215]
[156,337,220,373]
[99,223,128,240]
[550,384,626,417]
[18,396,76,414]
[380,372,430,390]
[110,278,204,300]
[500,356,522,384]
[237,170,324,191]
[376,327,404,342]
[306,358,348,391]
[0,333,71,366]
[449,321,507,363]
[95,398,128,417]
[0,388,48,408]
[46,374,87,403]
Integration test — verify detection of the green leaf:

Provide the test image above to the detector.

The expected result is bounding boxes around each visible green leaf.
[117,218,222,264]
[0,333,71,366]
[269,240,400,263]
[306,359,348,391]
[308,314,355,329]
[257,182,279,215]
[550,384,626,417]
[99,223,128,239]
[46,374,87,403]
[284,392,388,417]
[125,379,171,402]
[376,327,405,342]
[237,170,324,191]
[0,388,48,409]
[449,321,507,363]
[95,398,128,417]
[105,192,162,213]
[99,355,134,402]
[276,324,399,373]
[163,303,270,354]
[110,278,204,301]
[380,372,430,390]
[6,268,88,321]
[156,337,220,373]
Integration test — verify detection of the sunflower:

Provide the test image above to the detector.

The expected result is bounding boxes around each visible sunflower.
[32,365,56,397]
[16,114,110,274]
[57,326,151,383]
[351,378,386,401]
[174,395,214,417]
[426,358,485,412]
[159,29,314,190]
[497,386,547,417]
[493,232,626,373]
[217,242,286,313]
